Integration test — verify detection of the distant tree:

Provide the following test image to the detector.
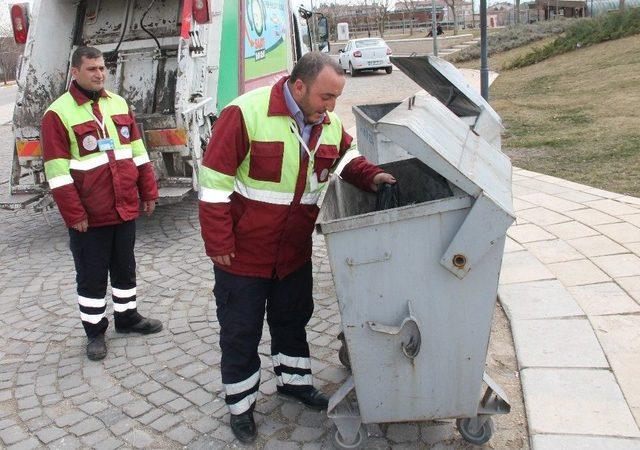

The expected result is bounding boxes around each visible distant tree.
[398,0,420,35]
[0,24,22,85]
[443,0,463,34]
[374,0,392,36]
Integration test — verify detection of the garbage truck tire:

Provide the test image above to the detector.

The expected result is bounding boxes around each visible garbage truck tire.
[331,425,366,449]
[456,417,494,445]
[338,343,351,370]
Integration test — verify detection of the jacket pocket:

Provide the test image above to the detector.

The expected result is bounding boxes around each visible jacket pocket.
[313,144,339,183]
[249,141,284,183]
[72,121,101,157]
[110,114,133,145]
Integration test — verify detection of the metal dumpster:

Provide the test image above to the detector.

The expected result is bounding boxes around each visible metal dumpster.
[316,56,515,449]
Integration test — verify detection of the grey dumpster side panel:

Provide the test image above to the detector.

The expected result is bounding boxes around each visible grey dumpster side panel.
[323,206,504,423]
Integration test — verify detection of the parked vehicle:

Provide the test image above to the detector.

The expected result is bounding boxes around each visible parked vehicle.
[338,38,392,76]
[3,0,322,211]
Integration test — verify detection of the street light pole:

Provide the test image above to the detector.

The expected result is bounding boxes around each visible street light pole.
[480,0,488,99]
[431,0,438,56]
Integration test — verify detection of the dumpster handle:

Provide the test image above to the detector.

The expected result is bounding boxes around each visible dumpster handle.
[367,301,421,360]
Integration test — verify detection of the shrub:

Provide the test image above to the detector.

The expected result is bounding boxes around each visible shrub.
[505,7,640,69]
[448,19,578,62]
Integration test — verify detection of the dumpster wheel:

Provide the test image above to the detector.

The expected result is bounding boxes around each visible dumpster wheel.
[331,425,366,449]
[338,343,351,370]
[456,417,494,445]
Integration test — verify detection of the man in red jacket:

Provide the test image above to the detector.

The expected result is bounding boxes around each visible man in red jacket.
[41,47,163,361]
[199,52,395,442]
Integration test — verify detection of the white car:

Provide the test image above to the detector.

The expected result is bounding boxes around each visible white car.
[338,38,393,76]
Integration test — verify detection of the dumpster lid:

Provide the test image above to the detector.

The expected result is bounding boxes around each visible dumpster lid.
[390,55,501,125]
[375,92,513,215]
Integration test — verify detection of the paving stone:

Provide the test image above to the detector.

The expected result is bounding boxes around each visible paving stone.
[147,388,179,406]
[122,429,154,449]
[567,235,628,258]
[521,368,640,437]
[564,208,620,226]
[192,416,219,434]
[80,428,110,447]
[7,437,40,450]
[0,425,28,445]
[499,280,584,321]
[122,399,152,418]
[516,207,570,226]
[512,318,608,369]
[165,397,192,413]
[184,387,214,406]
[54,410,87,427]
[584,199,640,217]
[617,276,640,302]
[48,435,82,449]
[36,427,68,445]
[291,425,325,442]
[149,413,182,432]
[421,422,454,445]
[518,192,583,213]
[111,418,135,436]
[524,239,583,264]
[591,315,640,425]
[592,253,640,278]
[547,221,599,240]
[166,425,196,445]
[79,401,108,415]
[568,283,640,316]
[264,439,299,450]
[507,223,556,244]
[93,437,124,450]
[594,222,640,244]
[137,409,164,426]
[165,377,198,395]
[68,417,103,436]
[499,251,555,285]
[547,259,610,287]
[532,434,640,449]
[385,423,420,443]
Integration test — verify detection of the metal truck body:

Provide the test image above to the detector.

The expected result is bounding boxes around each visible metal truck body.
[4,0,306,210]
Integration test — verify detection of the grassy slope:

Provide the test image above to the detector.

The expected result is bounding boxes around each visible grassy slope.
[458,34,640,196]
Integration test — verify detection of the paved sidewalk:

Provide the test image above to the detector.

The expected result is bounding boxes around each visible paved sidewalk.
[501,168,640,449]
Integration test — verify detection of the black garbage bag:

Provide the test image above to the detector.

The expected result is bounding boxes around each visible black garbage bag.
[375,182,401,211]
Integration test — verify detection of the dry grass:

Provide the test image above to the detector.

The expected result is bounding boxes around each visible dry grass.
[456,34,640,196]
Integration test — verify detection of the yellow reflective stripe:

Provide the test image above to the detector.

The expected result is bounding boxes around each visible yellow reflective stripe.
[133,154,150,166]
[69,153,108,170]
[68,148,133,171]
[335,148,362,176]
[48,174,74,189]
[199,186,233,203]
[233,180,323,205]
[234,179,294,205]
[115,146,132,159]
[300,191,322,205]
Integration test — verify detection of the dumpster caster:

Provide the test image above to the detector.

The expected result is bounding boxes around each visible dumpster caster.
[331,425,366,449]
[456,416,494,445]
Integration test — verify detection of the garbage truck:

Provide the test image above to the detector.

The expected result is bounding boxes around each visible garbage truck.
[2,0,323,210]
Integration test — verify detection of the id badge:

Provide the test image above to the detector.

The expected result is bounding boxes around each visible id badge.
[97,138,115,152]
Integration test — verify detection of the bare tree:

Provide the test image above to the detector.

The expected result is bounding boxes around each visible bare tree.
[374,0,392,36]
[443,0,462,34]
[398,0,420,35]
[0,24,22,85]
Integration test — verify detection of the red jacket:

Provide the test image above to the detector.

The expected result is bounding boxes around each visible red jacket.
[199,77,383,279]
[41,83,158,228]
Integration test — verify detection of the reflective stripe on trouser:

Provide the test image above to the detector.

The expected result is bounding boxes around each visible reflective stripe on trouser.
[69,220,141,337]
[214,262,315,414]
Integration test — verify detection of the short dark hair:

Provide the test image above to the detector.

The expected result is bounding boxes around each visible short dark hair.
[71,46,103,69]
[290,52,343,85]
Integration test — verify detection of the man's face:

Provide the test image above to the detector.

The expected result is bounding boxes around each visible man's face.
[292,66,345,124]
[71,56,106,91]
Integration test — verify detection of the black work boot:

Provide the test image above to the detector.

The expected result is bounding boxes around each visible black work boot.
[277,386,329,410]
[115,317,163,334]
[86,333,107,361]
[230,410,257,444]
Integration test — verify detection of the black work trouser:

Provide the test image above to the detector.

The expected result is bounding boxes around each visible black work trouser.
[213,262,315,415]
[69,220,142,338]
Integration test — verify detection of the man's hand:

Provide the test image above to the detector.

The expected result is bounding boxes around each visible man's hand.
[371,172,397,191]
[72,219,89,232]
[143,200,156,216]
[211,253,235,266]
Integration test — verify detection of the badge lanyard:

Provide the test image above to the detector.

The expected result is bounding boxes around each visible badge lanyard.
[85,101,116,151]
[290,122,322,191]
[85,103,106,139]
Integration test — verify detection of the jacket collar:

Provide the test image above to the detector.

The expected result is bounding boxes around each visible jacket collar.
[268,76,331,125]
[69,81,109,106]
